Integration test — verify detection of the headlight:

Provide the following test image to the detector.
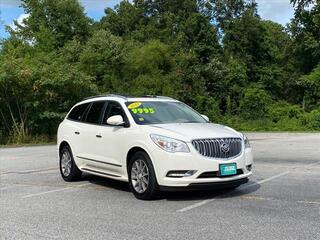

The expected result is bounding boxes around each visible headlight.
[243,134,250,148]
[150,134,190,153]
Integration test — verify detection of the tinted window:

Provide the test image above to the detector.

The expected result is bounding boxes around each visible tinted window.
[68,103,90,121]
[85,101,105,124]
[103,101,126,125]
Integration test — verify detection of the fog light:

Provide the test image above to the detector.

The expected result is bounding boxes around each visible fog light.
[166,170,197,178]
[246,164,252,171]
[184,170,197,177]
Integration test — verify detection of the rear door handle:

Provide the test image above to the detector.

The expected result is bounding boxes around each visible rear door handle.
[74,131,80,135]
[96,134,102,138]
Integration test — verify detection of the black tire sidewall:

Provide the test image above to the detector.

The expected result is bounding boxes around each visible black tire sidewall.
[128,151,159,200]
[59,145,81,181]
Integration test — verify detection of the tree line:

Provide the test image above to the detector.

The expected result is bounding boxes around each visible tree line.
[0,0,319,144]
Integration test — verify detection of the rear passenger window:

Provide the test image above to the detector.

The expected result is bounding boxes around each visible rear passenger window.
[68,103,90,121]
[85,101,105,124]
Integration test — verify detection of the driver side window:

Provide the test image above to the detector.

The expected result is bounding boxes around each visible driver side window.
[103,101,127,125]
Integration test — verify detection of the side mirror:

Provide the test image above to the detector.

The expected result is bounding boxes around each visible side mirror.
[106,115,125,126]
[201,114,209,122]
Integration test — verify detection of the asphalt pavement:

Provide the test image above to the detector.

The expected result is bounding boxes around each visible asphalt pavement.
[0,133,320,240]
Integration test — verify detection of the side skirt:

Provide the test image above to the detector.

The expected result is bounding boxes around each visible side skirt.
[81,167,121,178]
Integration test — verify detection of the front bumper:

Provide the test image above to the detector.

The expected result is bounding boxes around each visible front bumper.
[159,177,249,191]
[149,143,253,187]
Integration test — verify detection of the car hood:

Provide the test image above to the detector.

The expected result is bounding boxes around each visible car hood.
[145,123,242,142]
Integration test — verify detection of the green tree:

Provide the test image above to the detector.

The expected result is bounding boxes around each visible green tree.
[0,37,34,142]
[124,40,179,96]
[10,0,91,49]
[224,57,248,113]
[300,64,320,110]
[99,0,145,38]
[80,30,124,90]
[100,0,221,61]
[290,0,315,12]
[223,8,266,79]
[240,86,272,119]
[0,35,97,143]
[200,0,251,31]
[1,0,320,144]
[288,1,320,73]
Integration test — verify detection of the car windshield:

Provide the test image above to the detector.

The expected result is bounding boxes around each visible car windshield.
[125,101,207,125]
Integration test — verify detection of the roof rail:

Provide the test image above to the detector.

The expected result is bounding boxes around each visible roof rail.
[106,93,127,99]
[139,95,157,98]
[82,95,107,100]
[139,95,174,100]
[83,93,127,101]
[83,94,174,101]
[156,95,174,100]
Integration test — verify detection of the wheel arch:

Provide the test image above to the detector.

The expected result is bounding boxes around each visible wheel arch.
[126,146,155,172]
[59,140,71,157]
[126,145,160,199]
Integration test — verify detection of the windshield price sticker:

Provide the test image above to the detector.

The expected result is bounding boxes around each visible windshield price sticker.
[127,102,142,109]
[131,108,155,114]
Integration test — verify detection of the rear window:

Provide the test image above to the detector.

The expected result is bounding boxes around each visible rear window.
[67,103,90,121]
[85,101,106,124]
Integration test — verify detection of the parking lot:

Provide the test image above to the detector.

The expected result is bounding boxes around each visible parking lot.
[1,133,320,240]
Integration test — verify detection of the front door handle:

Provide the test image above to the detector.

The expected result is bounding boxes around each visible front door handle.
[96,134,102,138]
[74,131,80,135]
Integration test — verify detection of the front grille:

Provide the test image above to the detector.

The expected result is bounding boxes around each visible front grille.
[191,138,242,159]
[198,169,244,178]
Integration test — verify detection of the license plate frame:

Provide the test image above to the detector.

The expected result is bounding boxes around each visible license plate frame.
[219,163,237,176]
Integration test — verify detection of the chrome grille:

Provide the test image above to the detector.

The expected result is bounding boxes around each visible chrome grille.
[191,138,242,159]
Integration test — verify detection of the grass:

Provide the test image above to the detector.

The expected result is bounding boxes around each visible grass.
[0,141,56,148]
[0,134,56,147]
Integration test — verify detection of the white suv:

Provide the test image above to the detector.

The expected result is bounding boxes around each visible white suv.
[57,94,253,200]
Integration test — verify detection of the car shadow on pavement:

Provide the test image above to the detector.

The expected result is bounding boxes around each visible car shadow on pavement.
[81,173,131,192]
[163,182,261,201]
[80,173,260,201]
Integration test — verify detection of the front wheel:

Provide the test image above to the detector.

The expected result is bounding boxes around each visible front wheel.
[128,151,159,200]
[59,145,82,181]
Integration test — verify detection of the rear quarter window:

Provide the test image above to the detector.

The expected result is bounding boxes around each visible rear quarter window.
[67,103,90,121]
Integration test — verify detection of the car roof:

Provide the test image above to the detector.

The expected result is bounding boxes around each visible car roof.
[76,94,179,105]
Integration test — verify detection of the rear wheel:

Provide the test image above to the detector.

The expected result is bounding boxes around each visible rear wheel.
[59,145,82,181]
[128,151,159,200]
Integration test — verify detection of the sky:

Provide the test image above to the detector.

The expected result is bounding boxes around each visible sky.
[0,0,295,39]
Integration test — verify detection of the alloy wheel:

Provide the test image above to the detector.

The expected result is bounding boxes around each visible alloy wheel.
[61,151,72,177]
[131,159,149,194]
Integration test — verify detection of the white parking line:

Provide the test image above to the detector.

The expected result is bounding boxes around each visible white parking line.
[297,201,320,205]
[176,160,320,213]
[21,183,91,199]
[176,171,290,213]
[0,167,56,176]
[0,186,15,191]
[238,171,290,191]
[304,161,320,167]
[177,199,215,212]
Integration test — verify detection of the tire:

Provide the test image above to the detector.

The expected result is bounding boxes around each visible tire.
[128,151,160,200]
[59,145,82,181]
